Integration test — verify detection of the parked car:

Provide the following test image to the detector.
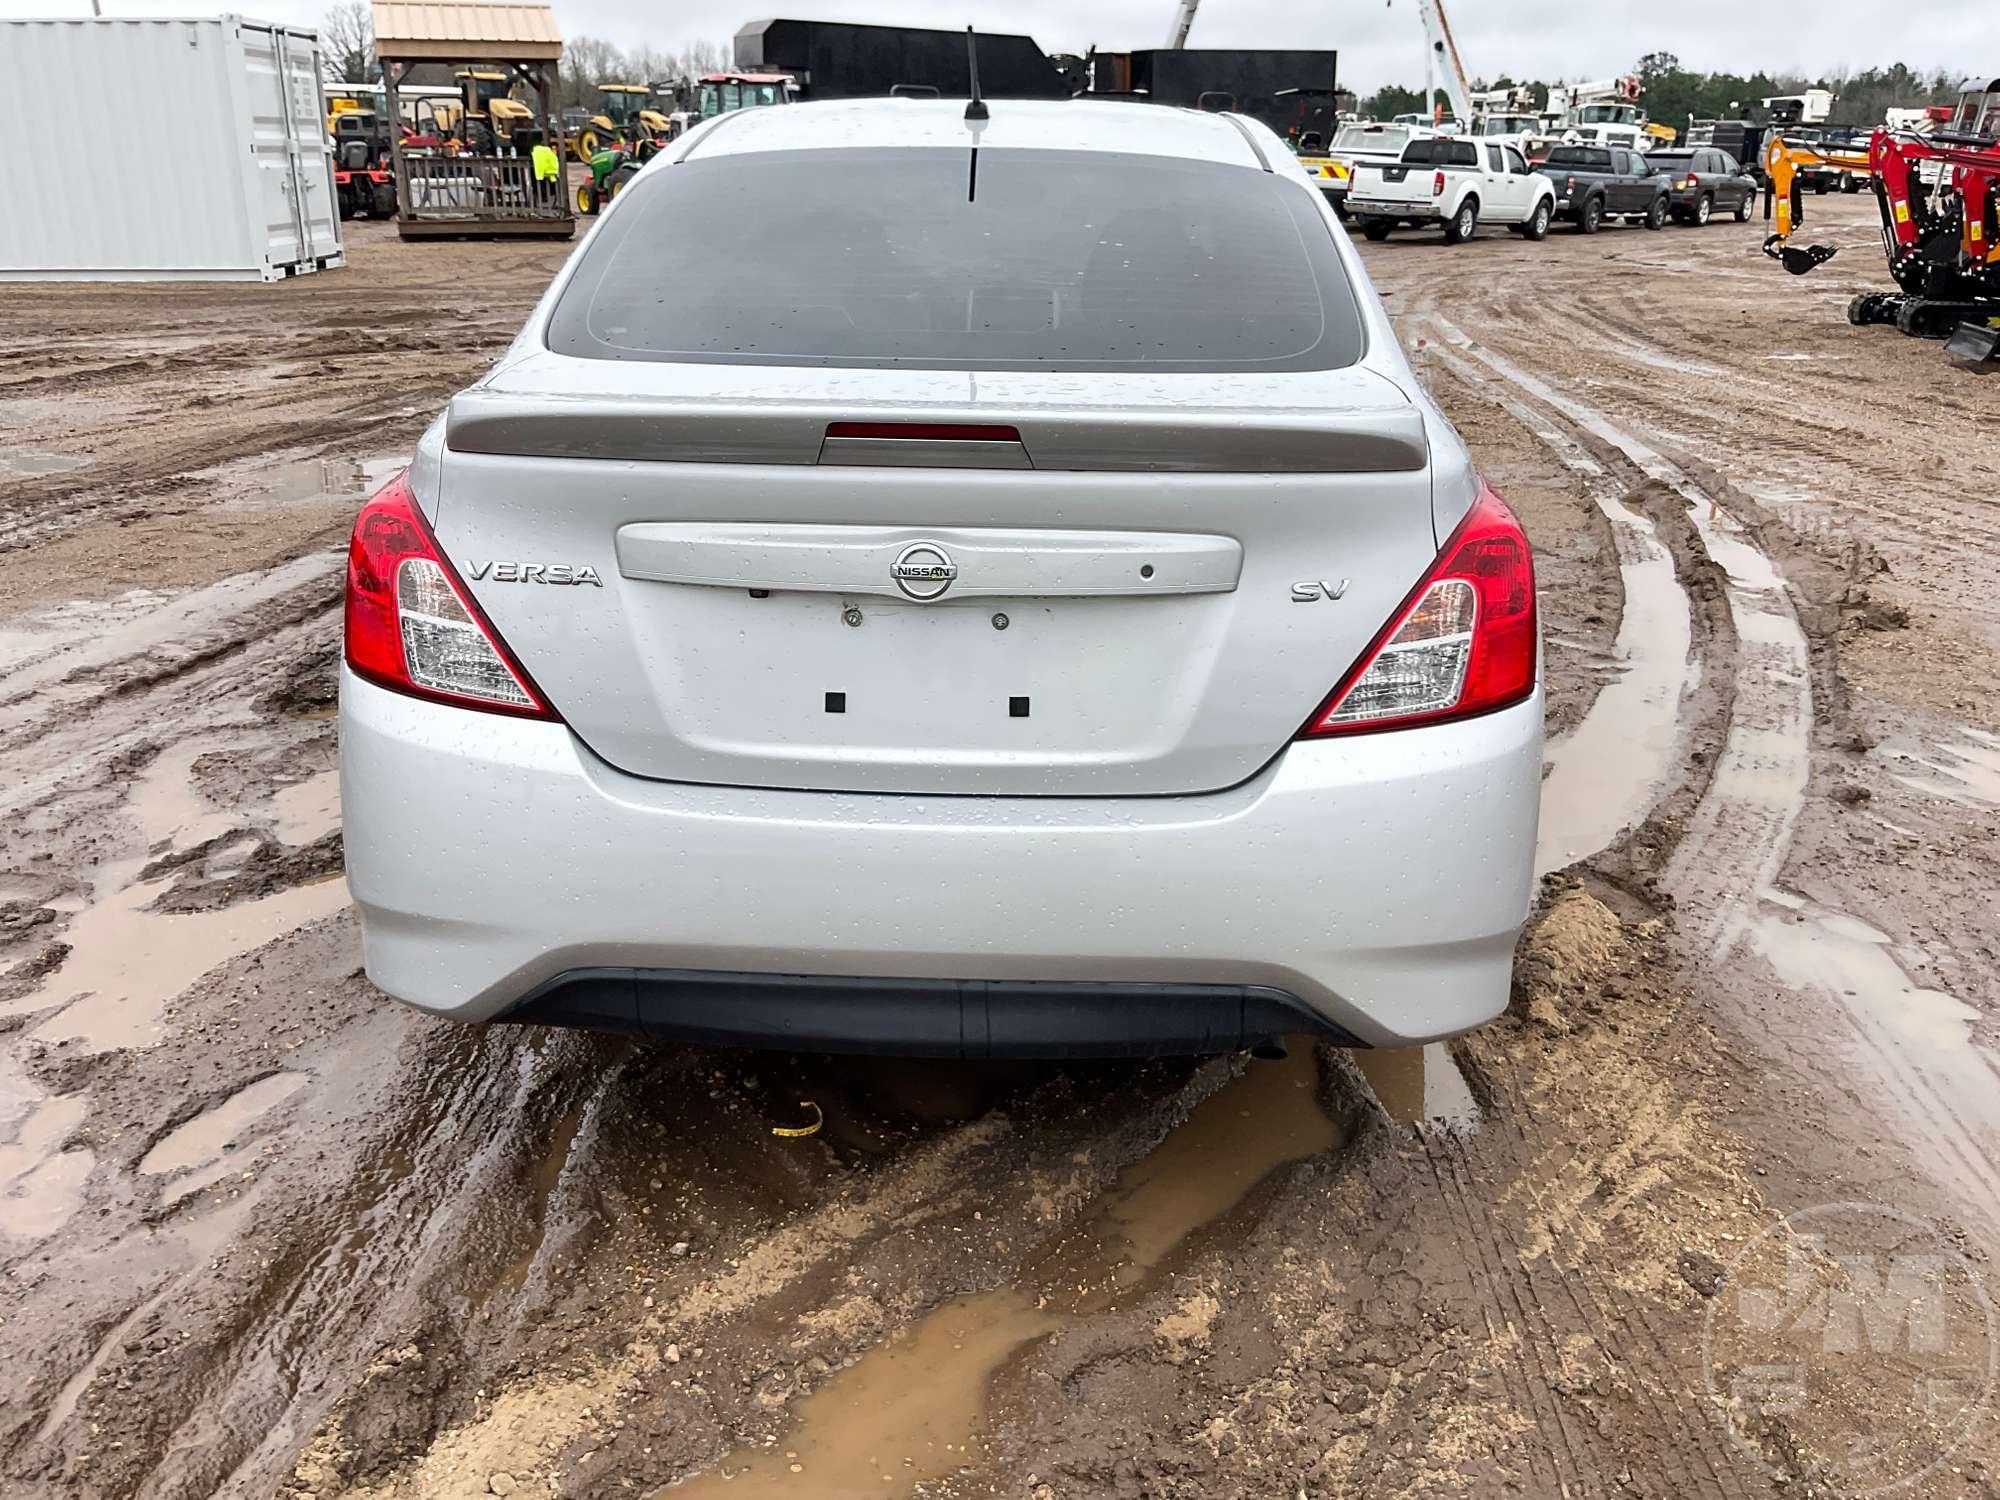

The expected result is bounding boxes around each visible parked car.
[1535,144,1669,231]
[1686,120,1771,187]
[1645,147,1759,224]
[1347,135,1557,243]
[1300,120,1430,216]
[338,97,1544,1057]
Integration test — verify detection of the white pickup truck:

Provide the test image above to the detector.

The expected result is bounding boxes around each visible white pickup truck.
[1345,136,1557,245]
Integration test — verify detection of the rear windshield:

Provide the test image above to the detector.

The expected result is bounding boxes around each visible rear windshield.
[547,147,1364,372]
[1334,124,1407,152]
[1648,152,1694,170]
[1543,146,1614,169]
[1400,137,1478,166]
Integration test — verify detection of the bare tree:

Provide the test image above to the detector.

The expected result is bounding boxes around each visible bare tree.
[556,32,735,107]
[560,35,626,106]
[321,0,374,85]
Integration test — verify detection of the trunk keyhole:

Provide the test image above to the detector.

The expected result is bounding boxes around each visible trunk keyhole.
[1010,696,1030,718]
[825,692,846,714]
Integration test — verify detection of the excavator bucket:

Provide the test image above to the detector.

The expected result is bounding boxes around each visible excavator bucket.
[1944,320,2000,363]
[1763,234,1838,275]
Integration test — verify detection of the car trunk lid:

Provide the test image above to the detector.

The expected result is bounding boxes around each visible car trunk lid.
[430,362,1439,798]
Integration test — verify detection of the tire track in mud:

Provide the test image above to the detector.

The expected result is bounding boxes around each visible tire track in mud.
[1414,346,1762,1498]
[1421,309,1813,945]
[1421,348,1696,877]
[1418,308,2000,1237]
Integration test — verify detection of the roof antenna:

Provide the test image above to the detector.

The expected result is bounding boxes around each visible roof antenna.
[964,26,989,120]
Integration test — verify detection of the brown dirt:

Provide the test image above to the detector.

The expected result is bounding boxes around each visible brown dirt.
[1,202,1996,1500]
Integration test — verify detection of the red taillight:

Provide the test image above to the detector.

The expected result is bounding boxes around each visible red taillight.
[1432,169,1447,195]
[343,472,556,719]
[1300,482,1537,738]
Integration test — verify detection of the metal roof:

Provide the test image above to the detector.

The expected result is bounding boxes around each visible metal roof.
[371,1,563,62]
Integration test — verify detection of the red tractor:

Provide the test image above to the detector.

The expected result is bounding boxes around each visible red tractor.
[332,110,398,220]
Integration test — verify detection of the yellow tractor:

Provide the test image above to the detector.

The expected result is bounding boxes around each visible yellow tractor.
[453,66,532,152]
[574,83,667,159]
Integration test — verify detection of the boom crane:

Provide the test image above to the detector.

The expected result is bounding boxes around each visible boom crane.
[1412,0,1474,127]
[1165,0,1200,48]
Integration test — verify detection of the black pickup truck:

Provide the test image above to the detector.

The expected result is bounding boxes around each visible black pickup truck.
[1535,145,1670,232]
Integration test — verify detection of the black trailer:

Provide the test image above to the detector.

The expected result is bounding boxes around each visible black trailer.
[1088,49,1340,144]
[735,18,1069,101]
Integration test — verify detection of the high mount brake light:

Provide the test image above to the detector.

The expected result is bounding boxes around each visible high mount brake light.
[1300,482,1537,738]
[344,472,556,719]
[825,422,1023,442]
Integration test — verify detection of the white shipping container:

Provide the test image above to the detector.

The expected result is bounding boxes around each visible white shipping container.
[0,15,344,281]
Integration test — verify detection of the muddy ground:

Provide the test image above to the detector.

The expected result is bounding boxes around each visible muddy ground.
[2,197,1997,1500]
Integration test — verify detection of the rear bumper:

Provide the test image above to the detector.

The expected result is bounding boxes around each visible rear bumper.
[339,668,1543,1050]
[1348,197,1440,221]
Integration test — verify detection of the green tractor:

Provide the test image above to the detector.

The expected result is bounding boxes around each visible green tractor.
[575,137,661,215]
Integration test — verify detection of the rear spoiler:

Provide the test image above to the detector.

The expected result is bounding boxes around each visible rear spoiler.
[445,395,1429,474]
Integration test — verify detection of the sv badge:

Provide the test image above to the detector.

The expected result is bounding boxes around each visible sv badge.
[1290,578,1351,603]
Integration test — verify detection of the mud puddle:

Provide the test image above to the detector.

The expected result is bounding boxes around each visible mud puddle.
[0,1054,95,1244]
[0,549,340,749]
[1755,892,2000,1229]
[668,1045,1340,1498]
[1886,728,2000,809]
[1353,1044,1480,1130]
[0,447,90,479]
[221,451,405,508]
[3,735,348,1053]
[268,767,342,844]
[140,1070,310,1205]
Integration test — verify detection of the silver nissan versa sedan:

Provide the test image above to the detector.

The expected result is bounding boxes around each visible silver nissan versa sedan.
[338,96,1543,1056]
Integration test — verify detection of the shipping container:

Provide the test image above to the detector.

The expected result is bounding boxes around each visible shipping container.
[0,15,343,282]
[1088,48,1340,140]
[735,19,1070,101]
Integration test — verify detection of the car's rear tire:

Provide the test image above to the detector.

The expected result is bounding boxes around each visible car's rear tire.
[1644,196,1667,230]
[1523,199,1552,241]
[1443,198,1478,244]
[1361,217,1393,241]
[1695,193,1713,226]
[1577,196,1603,234]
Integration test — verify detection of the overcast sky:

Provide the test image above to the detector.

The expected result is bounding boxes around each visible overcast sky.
[3,0,1981,94]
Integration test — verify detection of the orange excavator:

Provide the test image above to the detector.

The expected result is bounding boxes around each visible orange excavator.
[1763,77,2000,360]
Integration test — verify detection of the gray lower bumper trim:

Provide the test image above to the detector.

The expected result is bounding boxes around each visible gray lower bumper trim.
[500,967,1365,1057]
